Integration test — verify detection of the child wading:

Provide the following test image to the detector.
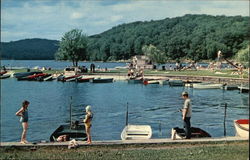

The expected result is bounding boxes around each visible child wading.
[83,105,93,144]
[15,100,30,144]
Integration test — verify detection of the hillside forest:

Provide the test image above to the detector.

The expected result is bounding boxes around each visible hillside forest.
[1,14,249,62]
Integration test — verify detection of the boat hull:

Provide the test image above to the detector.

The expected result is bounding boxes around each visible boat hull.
[234,119,249,138]
[171,127,211,140]
[50,123,87,142]
[121,125,152,140]
[193,83,223,89]
[91,78,113,83]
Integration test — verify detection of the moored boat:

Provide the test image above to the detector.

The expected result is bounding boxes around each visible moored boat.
[169,80,184,86]
[158,79,169,85]
[193,83,224,89]
[127,78,143,84]
[234,119,249,138]
[221,84,239,90]
[50,122,87,142]
[76,77,94,83]
[238,85,249,93]
[171,127,211,140]
[90,78,113,83]
[14,71,42,79]
[143,79,160,85]
[121,124,152,140]
[63,75,81,82]
[0,74,11,79]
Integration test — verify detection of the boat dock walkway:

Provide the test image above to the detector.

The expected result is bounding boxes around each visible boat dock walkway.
[1,137,248,148]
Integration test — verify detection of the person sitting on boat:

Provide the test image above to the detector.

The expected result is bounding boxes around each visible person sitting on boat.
[57,135,70,142]
[84,105,93,144]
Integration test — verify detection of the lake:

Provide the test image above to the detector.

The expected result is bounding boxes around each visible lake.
[1,77,249,142]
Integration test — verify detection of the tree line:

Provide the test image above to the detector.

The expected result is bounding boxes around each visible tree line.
[1,14,249,64]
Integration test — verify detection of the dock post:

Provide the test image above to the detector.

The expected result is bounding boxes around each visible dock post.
[223,103,227,136]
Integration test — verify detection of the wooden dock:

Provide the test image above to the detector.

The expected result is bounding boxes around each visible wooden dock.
[0,137,248,148]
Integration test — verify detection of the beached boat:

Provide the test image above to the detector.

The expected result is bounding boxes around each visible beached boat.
[13,71,42,79]
[234,119,249,138]
[193,83,224,89]
[0,74,11,79]
[76,77,94,83]
[121,125,152,140]
[171,127,211,140]
[0,71,7,75]
[169,80,184,86]
[90,78,113,83]
[17,73,48,81]
[63,75,81,82]
[43,75,54,81]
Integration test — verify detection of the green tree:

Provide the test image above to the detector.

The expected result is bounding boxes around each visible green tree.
[234,45,249,67]
[142,44,166,64]
[55,29,88,66]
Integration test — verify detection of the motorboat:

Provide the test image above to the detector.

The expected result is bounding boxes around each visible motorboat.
[234,119,249,138]
[171,127,211,140]
[143,79,160,85]
[0,74,10,79]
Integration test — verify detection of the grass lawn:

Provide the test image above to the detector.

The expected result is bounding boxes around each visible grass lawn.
[0,142,248,160]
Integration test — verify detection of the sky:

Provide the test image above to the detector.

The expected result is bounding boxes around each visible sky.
[1,0,249,42]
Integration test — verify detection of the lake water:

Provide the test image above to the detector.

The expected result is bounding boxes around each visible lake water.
[1,77,249,142]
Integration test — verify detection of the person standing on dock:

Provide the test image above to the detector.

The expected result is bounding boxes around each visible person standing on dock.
[181,92,192,139]
[84,105,93,144]
[15,100,30,144]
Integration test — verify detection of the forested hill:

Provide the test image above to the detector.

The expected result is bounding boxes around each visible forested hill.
[88,14,249,61]
[1,14,249,60]
[1,38,59,60]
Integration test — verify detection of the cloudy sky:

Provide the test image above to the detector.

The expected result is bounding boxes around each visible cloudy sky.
[1,0,249,42]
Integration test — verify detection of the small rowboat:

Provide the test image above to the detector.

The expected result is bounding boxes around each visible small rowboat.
[171,127,211,140]
[234,119,249,138]
[193,83,224,89]
[50,122,87,142]
[121,125,152,140]
[17,73,48,81]
[91,78,113,83]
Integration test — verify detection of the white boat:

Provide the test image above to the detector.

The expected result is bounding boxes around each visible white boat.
[193,83,223,89]
[121,103,152,140]
[159,79,169,85]
[234,119,249,138]
[121,125,152,140]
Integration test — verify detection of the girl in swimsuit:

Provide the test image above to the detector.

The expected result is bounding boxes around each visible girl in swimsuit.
[16,100,30,144]
[83,105,93,144]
